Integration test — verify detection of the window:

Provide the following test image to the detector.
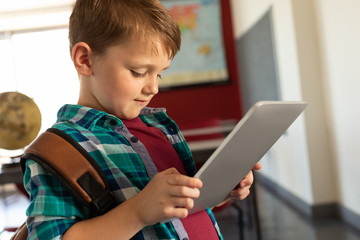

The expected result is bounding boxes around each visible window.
[0,33,16,91]
[0,28,79,138]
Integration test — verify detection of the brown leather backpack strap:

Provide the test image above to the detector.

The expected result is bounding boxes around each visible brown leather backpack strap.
[21,128,116,214]
[10,221,28,240]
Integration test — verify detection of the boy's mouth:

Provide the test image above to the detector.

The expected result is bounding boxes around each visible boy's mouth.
[135,99,150,104]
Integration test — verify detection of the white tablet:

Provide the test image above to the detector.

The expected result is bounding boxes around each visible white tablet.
[189,101,307,214]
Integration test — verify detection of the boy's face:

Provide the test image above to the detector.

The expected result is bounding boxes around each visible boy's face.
[80,38,171,120]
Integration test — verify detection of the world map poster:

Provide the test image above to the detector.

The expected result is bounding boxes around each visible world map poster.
[161,0,228,89]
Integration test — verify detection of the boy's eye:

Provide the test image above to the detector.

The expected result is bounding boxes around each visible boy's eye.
[157,74,162,80]
[131,70,146,78]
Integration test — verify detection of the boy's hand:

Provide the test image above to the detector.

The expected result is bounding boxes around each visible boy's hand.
[230,163,262,200]
[218,163,262,206]
[131,168,202,226]
[63,168,202,239]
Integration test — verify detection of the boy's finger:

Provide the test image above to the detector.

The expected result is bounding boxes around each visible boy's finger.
[172,197,195,209]
[167,174,203,188]
[169,186,200,198]
[231,185,251,199]
[252,163,262,170]
[243,170,254,182]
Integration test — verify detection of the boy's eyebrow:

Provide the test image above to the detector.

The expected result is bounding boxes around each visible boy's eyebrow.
[131,63,170,71]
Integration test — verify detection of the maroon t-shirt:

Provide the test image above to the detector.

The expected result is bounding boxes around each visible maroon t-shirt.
[122,117,219,239]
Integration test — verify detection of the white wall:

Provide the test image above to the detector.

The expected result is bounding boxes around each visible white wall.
[291,0,337,206]
[231,0,360,216]
[314,0,360,214]
[231,0,314,205]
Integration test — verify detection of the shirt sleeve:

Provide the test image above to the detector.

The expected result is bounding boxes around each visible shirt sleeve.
[24,159,93,240]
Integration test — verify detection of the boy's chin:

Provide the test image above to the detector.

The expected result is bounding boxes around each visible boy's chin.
[117,111,141,120]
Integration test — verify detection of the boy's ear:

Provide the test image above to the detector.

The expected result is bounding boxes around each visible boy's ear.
[72,42,93,76]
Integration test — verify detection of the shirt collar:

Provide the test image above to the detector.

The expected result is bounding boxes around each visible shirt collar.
[56,105,167,130]
[56,104,111,130]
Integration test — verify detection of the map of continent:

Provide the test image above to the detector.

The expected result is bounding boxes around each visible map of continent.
[161,0,228,88]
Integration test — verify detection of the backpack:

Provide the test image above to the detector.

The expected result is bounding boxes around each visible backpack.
[11,128,116,240]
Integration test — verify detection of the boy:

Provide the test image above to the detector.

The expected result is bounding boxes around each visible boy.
[23,0,261,239]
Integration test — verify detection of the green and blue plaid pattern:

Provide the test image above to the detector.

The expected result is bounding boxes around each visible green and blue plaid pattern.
[24,104,222,240]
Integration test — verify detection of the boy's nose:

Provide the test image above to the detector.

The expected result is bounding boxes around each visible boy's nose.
[143,76,159,95]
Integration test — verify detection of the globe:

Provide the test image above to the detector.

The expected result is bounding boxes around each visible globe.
[0,92,41,150]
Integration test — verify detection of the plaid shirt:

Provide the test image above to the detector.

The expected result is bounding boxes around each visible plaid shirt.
[24,104,223,240]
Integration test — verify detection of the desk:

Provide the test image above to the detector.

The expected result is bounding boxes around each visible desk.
[183,120,236,150]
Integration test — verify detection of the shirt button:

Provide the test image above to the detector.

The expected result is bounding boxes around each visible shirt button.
[169,127,175,134]
[110,119,117,126]
[130,136,139,143]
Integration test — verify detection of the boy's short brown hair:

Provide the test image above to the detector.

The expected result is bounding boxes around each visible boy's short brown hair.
[69,0,181,59]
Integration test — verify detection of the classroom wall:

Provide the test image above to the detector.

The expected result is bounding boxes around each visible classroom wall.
[230,0,314,206]
[314,0,360,215]
[230,0,360,222]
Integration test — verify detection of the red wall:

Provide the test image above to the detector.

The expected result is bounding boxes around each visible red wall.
[149,0,242,129]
